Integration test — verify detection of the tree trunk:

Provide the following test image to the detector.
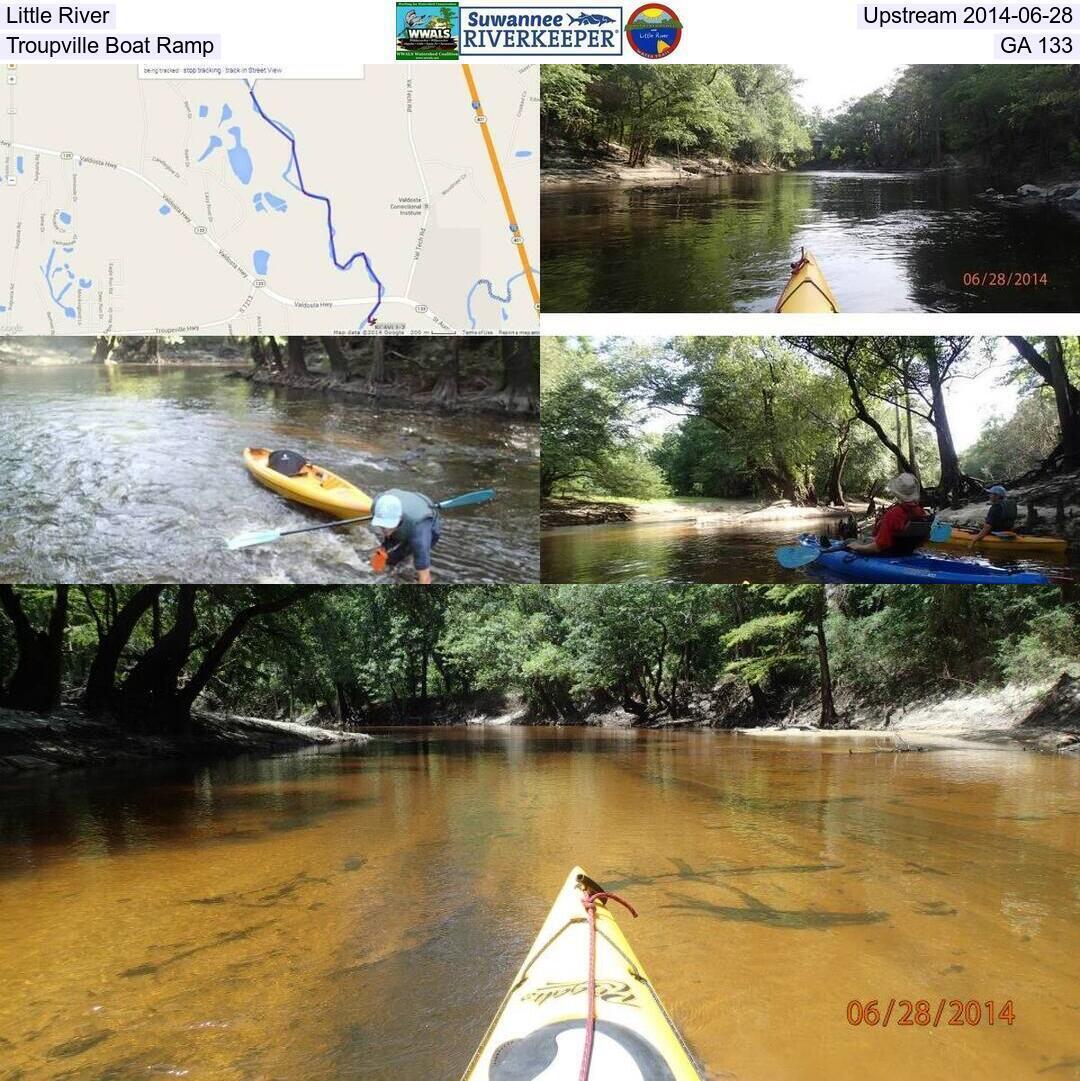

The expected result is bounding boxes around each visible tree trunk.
[431,340,460,407]
[366,339,387,390]
[923,341,964,501]
[814,590,838,729]
[286,337,309,378]
[93,336,119,364]
[174,587,318,719]
[1045,337,1080,467]
[825,427,850,507]
[267,337,284,372]
[143,336,161,363]
[0,586,69,713]
[495,339,538,413]
[321,337,350,381]
[84,586,164,712]
[250,336,268,372]
[1007,336,1080,469]
[120,587,199,719]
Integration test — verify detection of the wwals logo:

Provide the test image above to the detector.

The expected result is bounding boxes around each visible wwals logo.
[396,3,461,59]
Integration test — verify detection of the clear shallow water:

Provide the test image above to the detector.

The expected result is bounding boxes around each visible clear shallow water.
[1,728,1077,1080]
[540,520,1072,584]
[540,171,1080,313]
[0,364,539,583]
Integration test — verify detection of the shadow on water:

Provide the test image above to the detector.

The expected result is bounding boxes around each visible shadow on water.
[2,728,1078,1080]
[0,364,539,583]
[540,171,1080,313]
[541,519,1075,584]
[664,885,889,930]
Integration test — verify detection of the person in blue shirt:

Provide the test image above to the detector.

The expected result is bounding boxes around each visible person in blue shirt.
[970,484,1016,547]
[368,489,441,584]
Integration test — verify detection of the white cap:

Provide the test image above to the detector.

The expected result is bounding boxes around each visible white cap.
[370,494,403,530]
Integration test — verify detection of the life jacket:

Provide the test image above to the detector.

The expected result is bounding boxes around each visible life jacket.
[268,449,308,477]
[999,497,1018,531]
[883,503,931,556]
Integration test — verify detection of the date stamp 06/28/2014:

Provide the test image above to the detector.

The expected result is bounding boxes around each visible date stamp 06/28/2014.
[846,999,1016,1028]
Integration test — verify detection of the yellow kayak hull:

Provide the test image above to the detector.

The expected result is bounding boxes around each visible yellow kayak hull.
[242,447,372,519]
[930,527,1068,554]
[775,249,840,313]
[462,867,704,1081]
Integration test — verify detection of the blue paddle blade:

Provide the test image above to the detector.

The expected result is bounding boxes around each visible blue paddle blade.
[226,529,282,550]
[775,545,822,569]
[929,519,953,543]
[438,488,495,510]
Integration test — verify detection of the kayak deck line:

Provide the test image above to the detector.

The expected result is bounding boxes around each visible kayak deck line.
[775,248,840,314]
[462,867,705,1080]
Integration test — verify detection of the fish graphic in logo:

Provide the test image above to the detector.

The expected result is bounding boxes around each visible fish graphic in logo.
[569,11,618,24]
[396,3,460,60]
[625,3,682,58]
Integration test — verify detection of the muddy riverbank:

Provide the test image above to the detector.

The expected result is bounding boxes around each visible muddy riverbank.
[0,707,368,773]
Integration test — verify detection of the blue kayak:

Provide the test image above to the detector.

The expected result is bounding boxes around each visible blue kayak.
[795,535,1050,585]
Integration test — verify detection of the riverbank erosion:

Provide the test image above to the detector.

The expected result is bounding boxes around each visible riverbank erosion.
[0,706,369,773]
[541,496,864,529]
[541,142,784,188]
[460,678,1080,755]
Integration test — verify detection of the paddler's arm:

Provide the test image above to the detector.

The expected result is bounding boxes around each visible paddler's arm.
[845,538,882,554]
[970,520,993,547]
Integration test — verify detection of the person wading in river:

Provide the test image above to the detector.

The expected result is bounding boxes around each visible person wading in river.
[969,484,1017,548]
[842,473,932,557]
[368,489,441,584]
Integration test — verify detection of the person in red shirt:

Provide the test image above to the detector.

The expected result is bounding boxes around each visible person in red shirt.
[846,473,931,557]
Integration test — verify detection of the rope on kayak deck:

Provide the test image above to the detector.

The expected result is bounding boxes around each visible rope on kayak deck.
[578,888,637,1081]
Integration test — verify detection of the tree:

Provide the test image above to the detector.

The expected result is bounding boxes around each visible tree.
[1007,336,1080,470]
[0,586,69,712]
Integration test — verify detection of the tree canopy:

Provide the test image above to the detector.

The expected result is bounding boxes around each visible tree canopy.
[544,337,1080,508]
[2,585,1075,731]
[818,65,1080,170]
[541,64,812,168]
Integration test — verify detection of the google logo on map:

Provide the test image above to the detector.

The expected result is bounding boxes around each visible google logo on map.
[625,4,683,58]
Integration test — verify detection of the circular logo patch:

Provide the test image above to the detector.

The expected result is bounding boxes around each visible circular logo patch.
[625,4,682,59]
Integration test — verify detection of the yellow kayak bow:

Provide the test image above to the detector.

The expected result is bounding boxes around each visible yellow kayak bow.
[462,867,704,1081]
[775,248,840,313]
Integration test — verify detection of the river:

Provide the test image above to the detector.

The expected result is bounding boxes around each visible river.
[1,728,1077,1080]
[540,171,1080,313]
[541,519,1073,584]
[0,364,539,583]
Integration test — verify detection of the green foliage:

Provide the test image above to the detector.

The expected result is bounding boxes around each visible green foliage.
[962,392,1060,480]
[542,64,812,168]
[540,337,668,499]
[3,585,1076,726]
[820,65,1080,170]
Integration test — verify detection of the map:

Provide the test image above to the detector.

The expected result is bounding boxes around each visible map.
[0,64,539,335]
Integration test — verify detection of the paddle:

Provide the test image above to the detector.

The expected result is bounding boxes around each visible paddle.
[226,488,496,551]
[775,543,830,569]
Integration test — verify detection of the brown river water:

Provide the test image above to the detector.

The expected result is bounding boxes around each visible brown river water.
[2,728,1078,1080]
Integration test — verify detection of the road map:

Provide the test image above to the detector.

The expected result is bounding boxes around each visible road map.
[0,64,539,335]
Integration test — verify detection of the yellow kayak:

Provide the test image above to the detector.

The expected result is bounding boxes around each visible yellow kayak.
[775,249,840,313]
[462,867,704,1081]
[930,526,1068,554]
[242,447,372,519]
